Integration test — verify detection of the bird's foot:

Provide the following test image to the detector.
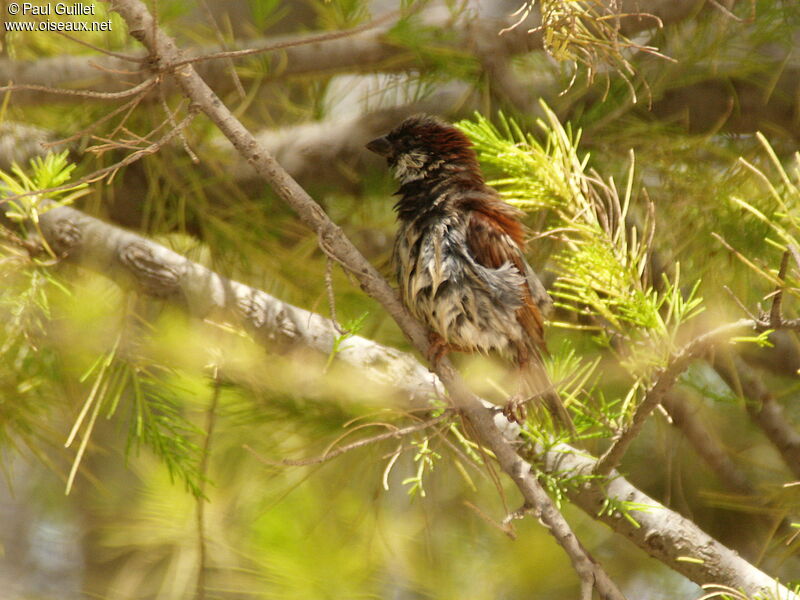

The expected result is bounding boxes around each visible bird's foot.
[503,394,529,424]
[426,332,450,369]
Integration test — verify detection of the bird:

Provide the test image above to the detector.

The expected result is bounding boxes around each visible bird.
[366,114,573,431]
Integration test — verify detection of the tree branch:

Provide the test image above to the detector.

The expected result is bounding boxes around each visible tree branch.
[538,442,799,598]
[594,319,754,476]
[0,0,788,594]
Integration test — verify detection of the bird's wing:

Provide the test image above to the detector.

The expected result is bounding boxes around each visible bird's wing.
[465,203,548,353]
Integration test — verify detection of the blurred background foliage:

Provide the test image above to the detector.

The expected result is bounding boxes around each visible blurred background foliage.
[0,0,799,598]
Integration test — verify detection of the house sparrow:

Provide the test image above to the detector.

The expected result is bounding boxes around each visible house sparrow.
[367,114,573,430]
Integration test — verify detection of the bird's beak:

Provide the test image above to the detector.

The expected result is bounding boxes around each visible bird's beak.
[366,136,392,157]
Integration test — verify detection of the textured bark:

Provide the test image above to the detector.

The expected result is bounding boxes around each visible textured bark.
[540,443,799,599]
[35,203,447,413]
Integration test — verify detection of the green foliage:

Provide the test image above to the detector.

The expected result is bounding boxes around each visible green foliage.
[308,0,369,29]
[0,151,90,259]
[722,134,800,299]
[247,0,288,30]
[64,336,205,497]
[324,311,368,372]
[0,263,65,463]
[596,495,654,529]
[0,154,205,496]
[536,467,601,509]
[2,3,800,597]
[536,462,656,525]
[401,437,441,497]
[0,151,88,220]
[458,107,705,426]
[126,367,205,496]
[386,5,480,83]
[0,155,85,461]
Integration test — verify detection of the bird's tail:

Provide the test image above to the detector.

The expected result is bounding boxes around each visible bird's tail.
[521,360,576,436]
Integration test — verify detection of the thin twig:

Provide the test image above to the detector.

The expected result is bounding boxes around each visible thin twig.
[465,500,517,539]
[86,59,146,76]
[0,77,157,100]
[159,89,199,163]
[198,0,245,99]
[594,319,753,476]
[722,285,759,321]
[169,10,400,70]
[195,370,221,600]
[56,31,145,61]
[789,244,800,274]
[713,232,785,288]
[1,107,198,206]
[244,412,452,467]
[708,0,745,21]
[42,90,152,148]
[769,250,790,326]
[325,257,345,334]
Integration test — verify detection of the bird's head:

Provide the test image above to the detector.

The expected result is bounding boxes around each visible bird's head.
[366,114,482,186]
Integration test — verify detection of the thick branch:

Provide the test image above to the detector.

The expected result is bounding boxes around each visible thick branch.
[539,444,798,599]
[32,203,450,414]
[0,22,400,105]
